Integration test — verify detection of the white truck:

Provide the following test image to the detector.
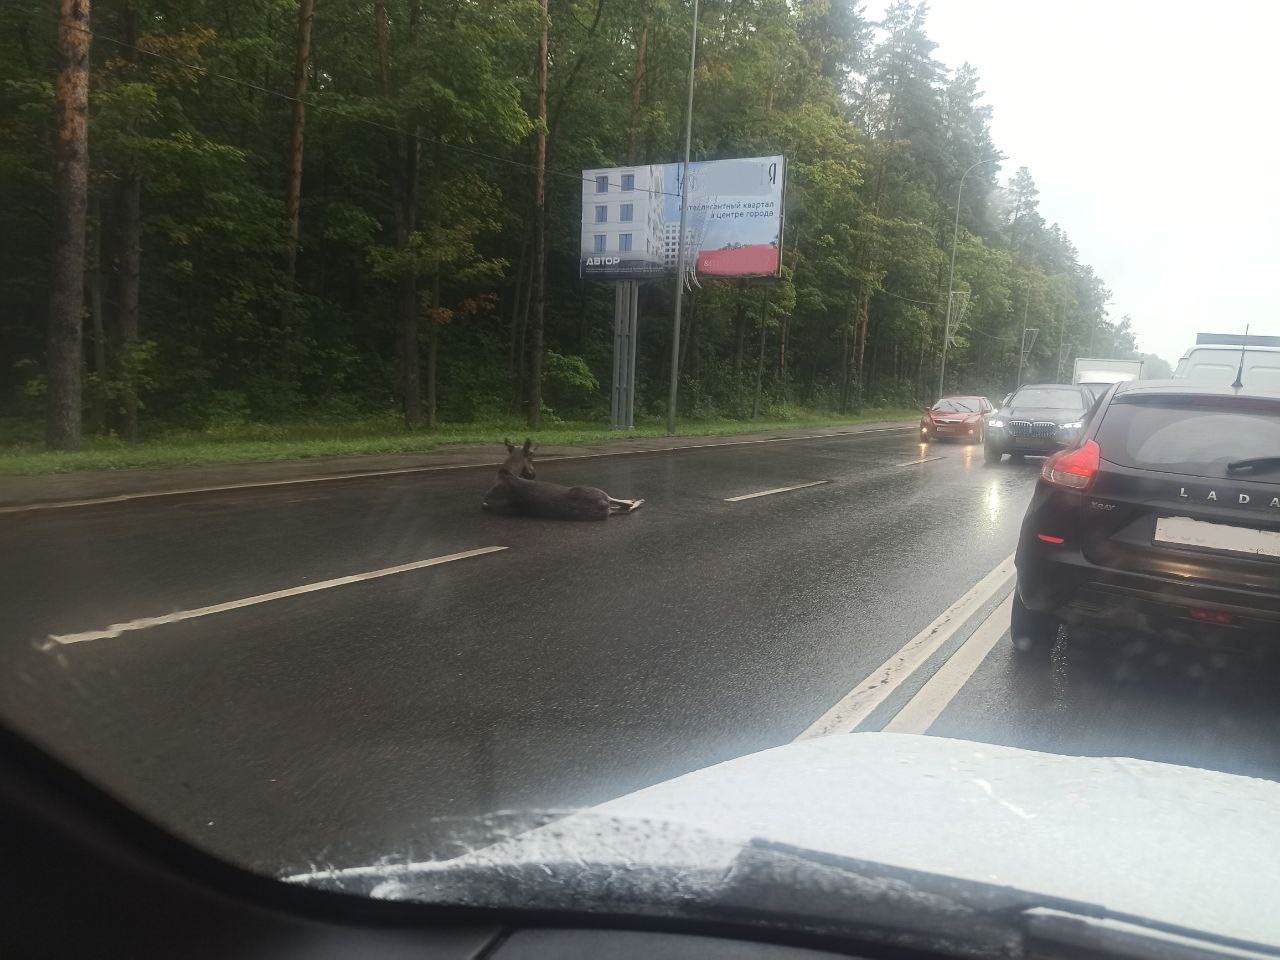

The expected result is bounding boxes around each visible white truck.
[1072,357,1144,401]
[1174,333,1280,388]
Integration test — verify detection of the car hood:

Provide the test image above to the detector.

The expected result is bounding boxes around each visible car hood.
[929,410,981,420]
[290,734,1280,951]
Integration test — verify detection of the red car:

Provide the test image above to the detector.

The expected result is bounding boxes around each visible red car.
[920,395,992,443]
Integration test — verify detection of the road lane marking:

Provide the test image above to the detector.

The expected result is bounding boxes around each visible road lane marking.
[0,425,913,516]
[881,594,1014,735]
[793,552,1015,741]
[893,456,946,467]
[724,480,829,502]
[40,546,508,648]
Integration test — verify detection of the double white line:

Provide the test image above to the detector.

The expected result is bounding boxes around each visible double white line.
[796,552,1016,740]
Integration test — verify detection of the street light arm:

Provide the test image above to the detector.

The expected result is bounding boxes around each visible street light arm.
[666,0,700,435]
[937,157,999,398]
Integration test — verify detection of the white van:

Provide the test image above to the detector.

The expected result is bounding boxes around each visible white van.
[1173,334,1280,388]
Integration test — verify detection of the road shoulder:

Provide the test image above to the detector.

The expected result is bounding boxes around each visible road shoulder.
[0,420,913,510]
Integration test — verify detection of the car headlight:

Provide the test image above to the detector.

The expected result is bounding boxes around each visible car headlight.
[987,419,1005,429]
[1059,421,1083,431]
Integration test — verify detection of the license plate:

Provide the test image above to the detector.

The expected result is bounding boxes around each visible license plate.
[934,426,952,433]
[1154,516,1280,560]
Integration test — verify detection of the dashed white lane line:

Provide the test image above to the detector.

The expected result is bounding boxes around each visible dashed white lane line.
[794,552,1015,741]
[881,593,1014,735]
[40,546,508,648]
[893,456,946,467]
[724,480,829,502]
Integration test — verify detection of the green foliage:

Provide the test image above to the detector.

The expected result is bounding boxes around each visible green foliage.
[543,351,602,418]
[0,408,920,475]
[1,0,1142,445]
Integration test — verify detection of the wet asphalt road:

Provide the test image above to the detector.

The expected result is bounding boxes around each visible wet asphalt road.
[3,429,1279,875]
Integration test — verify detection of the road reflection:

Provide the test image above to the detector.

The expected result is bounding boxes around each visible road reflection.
[951,630,1280,783]
[985,483,1001,523]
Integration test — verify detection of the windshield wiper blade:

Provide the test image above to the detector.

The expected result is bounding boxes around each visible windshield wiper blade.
[1226,456,1280,473]
[1025,908,1280,960]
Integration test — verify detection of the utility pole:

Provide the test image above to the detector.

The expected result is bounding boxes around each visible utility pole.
[1018,324,1039,387]
[938,157,998,398]
[666,0,700,435]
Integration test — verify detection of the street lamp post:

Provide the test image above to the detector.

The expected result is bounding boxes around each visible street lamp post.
[938,157,998,398]
[666,0,700,435]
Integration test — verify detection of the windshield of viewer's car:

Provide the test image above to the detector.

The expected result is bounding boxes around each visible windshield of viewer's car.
[5,0,1280,949]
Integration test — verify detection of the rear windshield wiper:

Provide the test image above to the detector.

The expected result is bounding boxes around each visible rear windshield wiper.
[1226,456,1280,473]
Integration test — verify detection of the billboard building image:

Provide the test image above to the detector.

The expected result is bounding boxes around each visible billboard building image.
[580,165,667,279]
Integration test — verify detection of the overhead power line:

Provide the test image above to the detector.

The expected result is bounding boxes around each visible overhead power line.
[877,288,939,307]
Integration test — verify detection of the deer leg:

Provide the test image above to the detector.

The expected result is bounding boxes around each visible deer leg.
[608,497,644,513]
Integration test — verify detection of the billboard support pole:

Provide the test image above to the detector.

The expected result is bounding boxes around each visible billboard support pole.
[627,281,639,429]
[611,282,625,430]
[666,0,700,436]
[610,280,641,430]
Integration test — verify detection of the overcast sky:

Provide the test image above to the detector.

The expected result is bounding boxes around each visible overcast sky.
[874,0,1279,365]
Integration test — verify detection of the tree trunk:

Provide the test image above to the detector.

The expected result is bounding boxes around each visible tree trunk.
[546,0,604,143]
[114,173,141,440]
[395,135,421,428]
[733,291,747,416]
[280,0,316,374]
[733,295,747,374]
[425,266,439,429]
[854,286,870,400]
[46,0,91,450]
[917,330,928,398]
[626,17,649,164]
[526,0,549,430]
[751,290,769,419]
[777,314,787,377]
[88,193,106,435]
[375,0,422,428]
[373,0,390,90]
[507,233,528,389]
[514,246,533,408]
[838,316,852,414]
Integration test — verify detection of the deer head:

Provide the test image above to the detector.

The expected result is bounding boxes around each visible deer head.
[500,437,536,479]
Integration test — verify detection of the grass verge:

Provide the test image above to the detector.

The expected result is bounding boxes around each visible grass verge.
[0,408,919,476]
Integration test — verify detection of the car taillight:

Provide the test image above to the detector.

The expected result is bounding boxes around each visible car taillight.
[1041,440,1101,491]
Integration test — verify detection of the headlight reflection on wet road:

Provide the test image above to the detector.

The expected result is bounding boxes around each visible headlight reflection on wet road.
[985,483,1001,523]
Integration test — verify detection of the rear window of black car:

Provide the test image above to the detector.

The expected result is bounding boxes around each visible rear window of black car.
[1011,387,1086,409]
[1096,395,1280,481]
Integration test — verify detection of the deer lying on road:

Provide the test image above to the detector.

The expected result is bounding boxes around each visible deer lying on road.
[482,438,644,520]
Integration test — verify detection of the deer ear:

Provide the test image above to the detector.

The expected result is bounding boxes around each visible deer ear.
[522,438,534,455]
[504,437,516,453]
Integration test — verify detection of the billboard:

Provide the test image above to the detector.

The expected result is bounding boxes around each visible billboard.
[580,155,785,282]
